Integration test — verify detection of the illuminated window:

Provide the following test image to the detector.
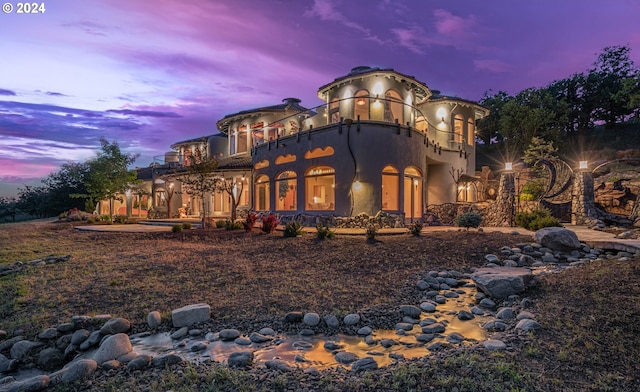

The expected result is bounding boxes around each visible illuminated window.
[305,166,335,211]
[275,154,297,164]
[276,171,297,211]
[254,160,269,169]
[254,175,270,211]
[183,148,192,166]
[381,165,399,211]
[384,90,403,124]
[154,189,167,207]
[467,118,475,146]
[403,166,422,220]
[329,98,340,124]
[415,116,427,133]
[453,114,464,144]
[354,89,369,121]
[237,124,248,153]
[304,146,335,159]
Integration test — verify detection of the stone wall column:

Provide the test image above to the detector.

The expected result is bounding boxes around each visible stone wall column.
[495,172,515,227]
[571,171,597,225]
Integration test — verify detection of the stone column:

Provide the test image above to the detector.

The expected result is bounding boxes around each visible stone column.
[571,171,597,225]
[494,172,515,227]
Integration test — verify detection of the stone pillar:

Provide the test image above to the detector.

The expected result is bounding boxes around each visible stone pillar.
[571,171,597,225]
[494,173,515,227]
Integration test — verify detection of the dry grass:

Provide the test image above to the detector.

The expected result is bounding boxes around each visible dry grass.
[2,220,640,391]
[0,220,516,335]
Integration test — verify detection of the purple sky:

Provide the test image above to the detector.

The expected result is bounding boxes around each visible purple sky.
[1,0,639,198]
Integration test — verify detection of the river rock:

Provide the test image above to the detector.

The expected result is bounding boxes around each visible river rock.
[534,227,581,251]
[0,354,9,373]
[100,318,131,335]
[259,328,275,336]
[10,340,43,360]
[92,333,132,365]
[516,319,541,331]
[351,357,378,371]
[421,323,445,334]
[457,310,475,320]
[171,303,210,328]
[38,328,58,340]
[249,332,272,343]
[335,351,359,364]
[419,302,436,312]
[324,315,340,329]
[357,326,373,336]
[227,351,253,368]
[284,312,303,323]
[399,305,421,318]
[472,267,536,299]
[80,331,102,351]
[343,314,360,325]
[496,307,515,320]
[170,327,188,340]
[51,359,97,385]
[147,311,162,329]
[265,359,292,371]
[1,375,50,392]
[324,341,343,351]
[152,353,184,368]
[70,329,90,346]
[483,340,507,350]
[447,333,465,344]
[37,348,64,370]
[303,312,320,326]
[127,354,152,371]
[219,329,241,341]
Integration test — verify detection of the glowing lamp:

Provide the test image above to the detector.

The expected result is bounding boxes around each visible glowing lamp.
[505,162,513,171]
[579,160,588,170]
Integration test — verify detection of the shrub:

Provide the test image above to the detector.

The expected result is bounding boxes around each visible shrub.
[224,220,243,230]
[455,212,482,229]
[182,222,192,230]
[316,224,336,240]
[283,220,304,237]
[520,180,546,201]
[261,214,281,234]
[515,208,561,230]
[113,215,127,224]
[215,219,226,228]
[171,224,183,233]
[365,224,378,244]
[242,212,258,232]
[407,222,423,236]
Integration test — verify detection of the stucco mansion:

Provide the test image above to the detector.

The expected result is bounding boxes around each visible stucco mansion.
[119,66,489,225]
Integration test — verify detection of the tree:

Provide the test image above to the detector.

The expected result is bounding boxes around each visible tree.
[588,45,639,127]
[42,162,90,213]
[0,197,19,222]
[174,143,220,227]
[79,137,140,218]
[523,136,558,165]
[17,185,50,218]
[477,90,511,145]
[217,177,244,222]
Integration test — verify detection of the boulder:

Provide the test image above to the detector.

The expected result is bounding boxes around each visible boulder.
[171,303,210,328]
[534,227,581,251]
[92,333,132,365]
[351,357,378,371]
[1,375,50,391]
[472,267,536,299]
[147,311,162,329]
[37,348,65,370]
[10,340,43,360]
[152,353,183,368]
[100,318,131,335]
[50,359,97,385]
[227,351,253,368]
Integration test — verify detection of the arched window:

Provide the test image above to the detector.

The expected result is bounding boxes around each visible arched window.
[237,124,248,154]
[329,98,340,124]
[403,166,423,220]
[255,175,270,211]
[183,148,193,166]
[276,171,297,211]
[415,116,427,133]
[384,90,403,124]
[305,166,335,211]
[154,189,167,207]
[381,165,399,211]
[453,114,464,144]
[354,89,369,121]
[467,118,475,146]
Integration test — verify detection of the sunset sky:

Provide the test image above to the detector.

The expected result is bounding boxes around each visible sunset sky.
[1,0,639,197]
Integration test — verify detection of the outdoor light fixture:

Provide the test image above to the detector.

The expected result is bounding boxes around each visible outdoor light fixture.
[579,160,588,170]
[436,107,447,123]
[356,97,366,106]
[505,162,513,171]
